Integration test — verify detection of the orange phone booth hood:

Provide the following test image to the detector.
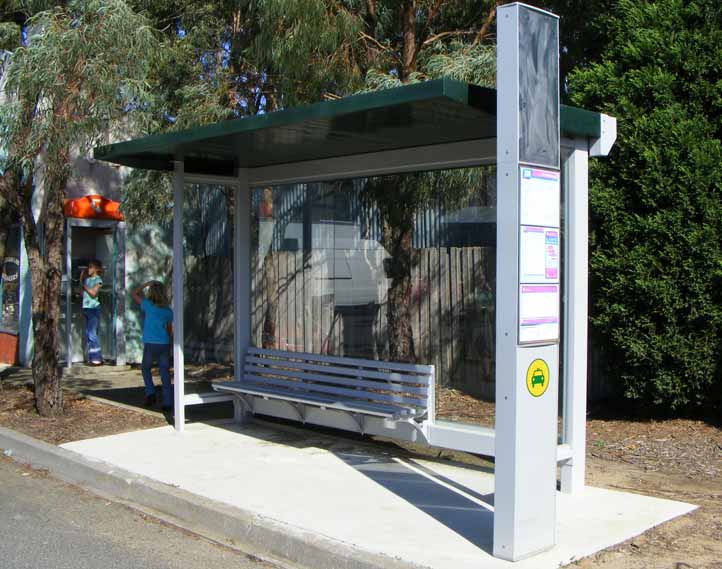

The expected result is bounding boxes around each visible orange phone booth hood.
[63,194,124,221]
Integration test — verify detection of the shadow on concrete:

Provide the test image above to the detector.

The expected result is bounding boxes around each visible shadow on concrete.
[336,451,494,553]
[211,418,495,553]
[87,385,234,425]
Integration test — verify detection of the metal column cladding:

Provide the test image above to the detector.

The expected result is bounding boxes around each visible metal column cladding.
[519,8,560,168]
[494,2,561,562]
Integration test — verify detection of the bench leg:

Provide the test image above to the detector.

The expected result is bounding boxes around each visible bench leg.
[233,398,251,425]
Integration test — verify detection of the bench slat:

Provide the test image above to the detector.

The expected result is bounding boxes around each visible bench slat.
[244,356,431,386]
[214,382,414,419]
[242,373,426,408]
[243,363,429,396]
[248,347,434,375]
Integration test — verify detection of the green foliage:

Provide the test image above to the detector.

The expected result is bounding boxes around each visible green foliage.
[0,21,20,50]
[252,0,364,106]
[120,168,172,226]
[120,0,501,225]
[1,0,156,179]
[569,0,722,411]
[363,40,495,91]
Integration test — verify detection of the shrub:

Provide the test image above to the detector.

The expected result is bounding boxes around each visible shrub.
[569,0,722,411]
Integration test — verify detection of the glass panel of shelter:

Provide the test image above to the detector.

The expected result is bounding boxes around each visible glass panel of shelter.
[250,165,499,427]
[182,184,235,366]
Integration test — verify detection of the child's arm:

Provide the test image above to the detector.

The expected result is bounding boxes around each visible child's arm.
[131,281,153,305]
[83,278,102,298]
[166,322,173,339]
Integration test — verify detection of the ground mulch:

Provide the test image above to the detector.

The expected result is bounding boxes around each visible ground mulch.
[436,387,496,427]
[436,388,722,480]
[0,383,166,445]
[587,417,722,479]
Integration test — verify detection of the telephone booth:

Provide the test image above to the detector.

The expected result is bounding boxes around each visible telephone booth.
[61,195,127,366]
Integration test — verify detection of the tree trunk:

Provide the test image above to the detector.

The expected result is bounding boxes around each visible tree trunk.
[384,221,416,363]
[261,251,278,349]
[400,0,417,81]
[23,169,68,417]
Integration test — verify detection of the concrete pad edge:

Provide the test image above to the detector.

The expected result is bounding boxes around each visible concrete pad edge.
[0,426,430,569]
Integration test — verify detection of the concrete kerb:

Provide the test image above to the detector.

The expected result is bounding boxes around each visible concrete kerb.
[0,426,429,569]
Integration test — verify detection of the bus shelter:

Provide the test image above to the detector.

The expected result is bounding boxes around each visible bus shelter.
[94,4,616,561]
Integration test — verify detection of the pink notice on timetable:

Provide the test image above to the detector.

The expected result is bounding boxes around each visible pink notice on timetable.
[531,169,559,181]
[519,284,560,326]
[545,229,559,280]
[521,285,557,293]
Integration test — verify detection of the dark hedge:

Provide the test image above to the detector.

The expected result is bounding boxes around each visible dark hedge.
[568,0,722,412]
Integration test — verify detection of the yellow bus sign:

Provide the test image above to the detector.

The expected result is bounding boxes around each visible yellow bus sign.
[526,359,550,397]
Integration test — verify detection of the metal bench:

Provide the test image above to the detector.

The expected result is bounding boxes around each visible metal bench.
[212,347,434,434]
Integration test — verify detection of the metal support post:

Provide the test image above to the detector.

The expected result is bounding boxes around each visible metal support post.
[561,146,589,493]
[114,222,127,366]
[172,160,185,431]
[65,219,72,368]
[17,225,33,368]
[233,169,251,399]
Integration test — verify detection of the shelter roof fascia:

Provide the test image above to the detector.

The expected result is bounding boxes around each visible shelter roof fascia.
[94,78,607,175]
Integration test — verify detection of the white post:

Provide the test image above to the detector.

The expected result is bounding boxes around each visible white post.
[17,224,33,368]
[234,170,251,370]
[114,222,127,366]
[561,146,589,493]
[65,219,72,368]
[172,160,185,431]
[233,169,251,423]
[494,3,560,561]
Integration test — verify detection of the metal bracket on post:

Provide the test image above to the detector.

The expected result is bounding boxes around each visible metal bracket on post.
[233,395,253,424]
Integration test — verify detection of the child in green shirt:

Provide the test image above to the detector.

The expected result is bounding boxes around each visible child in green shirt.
[80,260,103,365]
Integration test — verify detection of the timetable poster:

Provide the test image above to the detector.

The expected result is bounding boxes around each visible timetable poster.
[518,166,561,344]
[520,167,560,228]
[518,284,560,344]
[519,226,559,284]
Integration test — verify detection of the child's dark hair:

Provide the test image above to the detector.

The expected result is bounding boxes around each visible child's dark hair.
[148,282,169,307]
[87,259,103,271]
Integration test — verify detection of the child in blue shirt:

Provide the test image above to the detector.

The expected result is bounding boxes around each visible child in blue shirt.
[80,260,104,365]
[132,280,173,410]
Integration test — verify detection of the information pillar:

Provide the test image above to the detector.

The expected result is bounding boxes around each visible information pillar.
[493,3,561,561]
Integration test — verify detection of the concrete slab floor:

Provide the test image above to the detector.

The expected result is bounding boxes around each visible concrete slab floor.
[62,421,696,569]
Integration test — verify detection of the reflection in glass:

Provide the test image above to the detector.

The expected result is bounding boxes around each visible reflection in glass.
[250,167,497,427]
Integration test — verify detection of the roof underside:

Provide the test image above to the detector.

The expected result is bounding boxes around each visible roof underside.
[94,79,602,177]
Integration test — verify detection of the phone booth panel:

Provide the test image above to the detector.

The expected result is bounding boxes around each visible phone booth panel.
[61,217,126,366]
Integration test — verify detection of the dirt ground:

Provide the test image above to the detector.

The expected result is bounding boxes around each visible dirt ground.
[0,384,166,445]
[0,378,720,568]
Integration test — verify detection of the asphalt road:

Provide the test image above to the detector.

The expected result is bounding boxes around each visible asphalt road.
[0,456,276,569]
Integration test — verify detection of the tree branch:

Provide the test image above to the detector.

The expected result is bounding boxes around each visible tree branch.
[418,0,444,46]
[358,31,392,53]
[422,29,477,46]
[474,1,506,45]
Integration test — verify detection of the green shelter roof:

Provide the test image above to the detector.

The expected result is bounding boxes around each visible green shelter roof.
[94,78,602,177]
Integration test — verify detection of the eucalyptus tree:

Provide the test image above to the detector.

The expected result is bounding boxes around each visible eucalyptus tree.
[119,0,501,360]
[0,0,156,415]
